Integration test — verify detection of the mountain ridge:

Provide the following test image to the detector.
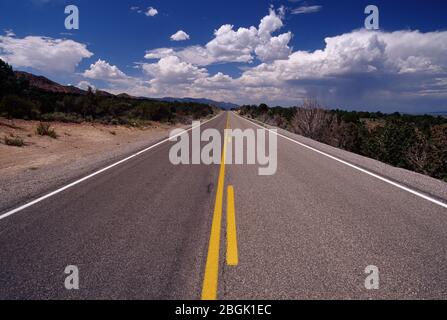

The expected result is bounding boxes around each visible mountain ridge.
[159,97,239,110]
[13,71,239,109]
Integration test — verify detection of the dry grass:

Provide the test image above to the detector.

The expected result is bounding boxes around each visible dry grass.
[0,117,176,178]
[4,135,24,147]
[36,123,58,139]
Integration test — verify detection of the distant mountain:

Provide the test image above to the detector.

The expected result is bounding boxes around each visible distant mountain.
[14,71,86,95]
[160,97,239,110]
[428,111,447,116]
[117,93,133,99]
[13,71,238,109]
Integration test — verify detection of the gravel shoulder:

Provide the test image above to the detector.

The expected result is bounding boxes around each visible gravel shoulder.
[0,118,204,213]
[239,114,447,203]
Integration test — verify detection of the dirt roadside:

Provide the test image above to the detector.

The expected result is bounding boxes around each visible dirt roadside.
[0,118,196,212]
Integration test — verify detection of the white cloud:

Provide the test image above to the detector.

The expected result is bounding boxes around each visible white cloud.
[194,72,235,90]
[143,56,208,85]
[0,34,93,73]
[144,48,176,60]
[108,56,212,98]
[83,59,128,81]
[235,29,447,110]
[170,30,190,41]
[254,32,293,62]
[146,46,217,66]
[145,7,158,17]
[144,7,292,66]
[77,80,95,91]
[240,30,447,84]
[131,29,447,112]
[258,7,284,38]
[131,6,158,16]
[204,24,259,63]
[291,5,323,15]
[205,7,292,63]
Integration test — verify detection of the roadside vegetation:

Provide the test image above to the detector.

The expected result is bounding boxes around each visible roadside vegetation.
[3,135,24,147]
[36,122,58,139]
[0,59,217,127]
[239,99,447,181]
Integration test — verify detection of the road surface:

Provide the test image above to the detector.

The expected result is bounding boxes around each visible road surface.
[1,111,446,299]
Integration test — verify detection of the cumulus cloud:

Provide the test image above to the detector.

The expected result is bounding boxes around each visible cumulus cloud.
[236,29,447,111]
[240,30,447,83]
[254,32,292,62]
[194,72,235,90]
[146,7,158,17]
[144,48,176,60]
[0,34,93,73]
[145,7,292,66]
[131,6,158,16]
[83,59,129,81]
[170,30,190,41]
[134,28,447,112]
[143,55,208,85]
[77,80,95,91]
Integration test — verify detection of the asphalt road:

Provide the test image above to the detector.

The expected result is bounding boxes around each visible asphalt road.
[0,111,446,299]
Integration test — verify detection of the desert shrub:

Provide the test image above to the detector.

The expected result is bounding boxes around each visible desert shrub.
[36,122,58,139]
[4,135,24,147]
[291,99,336,141]
[41,112,82,123]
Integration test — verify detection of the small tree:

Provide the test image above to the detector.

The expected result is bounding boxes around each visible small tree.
[291,98,335,141]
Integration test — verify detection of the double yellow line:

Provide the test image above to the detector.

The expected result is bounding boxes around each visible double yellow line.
[201,113,239,300]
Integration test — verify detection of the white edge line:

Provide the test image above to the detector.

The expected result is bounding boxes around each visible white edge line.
[234,112,447,210]
[0,114,222,221]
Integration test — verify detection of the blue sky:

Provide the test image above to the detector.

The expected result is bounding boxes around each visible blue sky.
[1,0,447,113]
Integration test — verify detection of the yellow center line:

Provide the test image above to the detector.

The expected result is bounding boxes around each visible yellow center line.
[226,185,238,266]
[201,113,230,300]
